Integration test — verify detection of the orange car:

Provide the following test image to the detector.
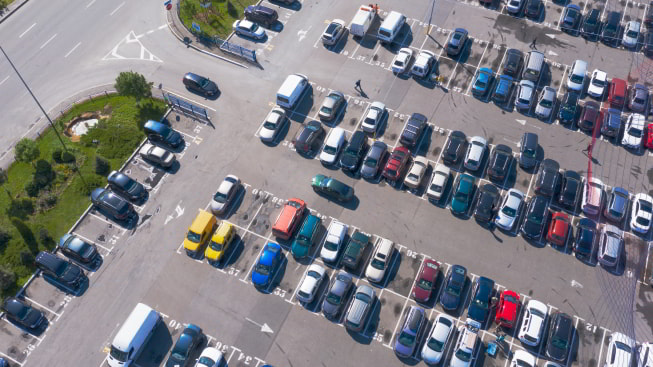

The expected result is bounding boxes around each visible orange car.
[272,198,306,240]
[547,212,570,246]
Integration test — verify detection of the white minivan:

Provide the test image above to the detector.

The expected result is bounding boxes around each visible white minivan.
[107,303,161,367]
[377,11,406,44]
[276,73,309,109]
[320,127,345,165]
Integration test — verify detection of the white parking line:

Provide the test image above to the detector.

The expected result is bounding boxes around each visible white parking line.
[0,351,23,366]
[596,326,609,367]
[0,75,9,86]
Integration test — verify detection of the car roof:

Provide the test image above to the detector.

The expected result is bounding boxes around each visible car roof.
[542,158,560,171]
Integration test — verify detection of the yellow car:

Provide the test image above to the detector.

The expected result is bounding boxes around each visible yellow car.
[205,222,235,264]
[183,210,217,258]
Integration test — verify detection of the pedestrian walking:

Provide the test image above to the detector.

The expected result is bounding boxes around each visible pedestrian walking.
[582,142,592,153]
[530,38,537,49]
[354,79,362,91]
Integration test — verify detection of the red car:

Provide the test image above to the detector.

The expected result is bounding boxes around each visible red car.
[411,258,440,303]
[271,198,306,240]
[495,290,520,328]
[382,146,411,183]
[646,123,653,149]
[607,78,627,108]
[546,211,571,246]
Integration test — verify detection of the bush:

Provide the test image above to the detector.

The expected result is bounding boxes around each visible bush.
[7,198,35,219]
[72,174,104,196]
[33,159,55,187]
[25,180,40,197]
[227,1,238,18]
[38,227,53,245]
[114,71,152,102]
[61,150,76,163]
[37,193,58,211]
[14,138,40,163]
[20,251,35,266]
[52,148,63,162]
[0,226,10,249]
[0,264,16,291]
[95,155,111,175]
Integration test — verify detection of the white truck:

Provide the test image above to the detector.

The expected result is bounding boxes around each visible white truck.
[349,5,376,37]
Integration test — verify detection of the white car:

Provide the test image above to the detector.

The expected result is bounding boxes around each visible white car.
[421,314,455,364]
[210,174,241,215]
[637,342,653,367]
[361,101,385,134]
[450,319,481,367]
[582,177,604,216]
[320,221,348,262]
[622,113,645,149]
[195,347,224,367]
[510,350,536,367]
[622,21,641,48]
[404,156,429,189]
[297,264,326,304]
[506,0,524,13]
[535,86,556,119]
[426,164,451,201]
[139,143,176,168]
[605,332,635,367]
[495,189,524,231]
[321,19,346,46]
[630,193,653,234]
[259,107,287,143]
[518,299,548,346]
[587,69,608,98]
[391,48,413,74]
[515,79,535,110]
[411,50,436,78]
[364,238,395,282]
[232,19,266,40]
[319,127,345,165]
[464,136,487,171]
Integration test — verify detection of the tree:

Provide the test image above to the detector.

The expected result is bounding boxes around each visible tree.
[0,167,9,196]
[115,71,153,103]
[95,155,110,175]
[0,263,16,291]
[14,138,40,163]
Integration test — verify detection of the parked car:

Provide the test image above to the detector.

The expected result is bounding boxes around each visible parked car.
[587,69,608,98]
[344,284,375,332]
[421,314,455,364]
[602,11,622,46]
[166,324,204,367]
[495,189,524,231]
[58,234,100,266]
[394,306,426,358]
[90,188,133,221]
[2,297,45,331]
[361,101,385,134]
[210,175,241,215]
[252,242,283,288]
[183,72,218,97]
[521,196,549,240]
[503,49,524,77]
[272,198,306,240]
[546,212,571,247]
[629,84,648,113]
[365,238,395,283]
[292,120,324,156]
[609,78,628,108]
[400,113,427,148]
[443,130,467,165]
[622,113,645,149]
[535,87,556,119]
[645,31,653,56]
[637,342,653,367]
[581,8,601,39]
[392,48,413,74]
[451,173,476,216]
[623,20,641,48]
[318,91,345,121]
[322,271,353,319]
[297,264,326,304]
[447,28,469,56]
[487,144,512,182]
[574,218,596,261]
[320,221,348,263]
[259,107,287,143]
[195,347,223,367]
[506,0,525,14]
[464,136,487,171]
[450,320,481,367]
[360,140,388,179]
[342,230,370,270]
[383,146,411,184]
[546,312,574,362]
[558,91,580,125]
[474,183,500,224]
[525,0,542,18]
[412,259,440,303]
[582,177,604,216]
[233,19,266,39]
[492,74,514,105]
[515,79,536,110]
[139,143,176,168]
[439,264,467,311]
[404,156,429,189]
[411,50,436,78]
[604,187,630,222]
[472,68,494,97]
[598,225,623,268]
[534,159,560,197]
[601,108,622,138]
[631,193,653,234]
[579,101,600,131]
[290,214,321,258]
[495,290,520,328]
[321,19,346,46]
[107,170,146,202]
[519,132,538,169]
[320,127,346,165]
[467,276,495,324]
[605,332,636,367]
[561,4,582,34]
[558,170,582,209]
[340,131,367,172]
[426,164,451,201]
[511,350,537,367]
[244,5,278,27]
[35,251,84,292]
[143,119,182,149]
[518,299,548,346]
[311,174,354,202]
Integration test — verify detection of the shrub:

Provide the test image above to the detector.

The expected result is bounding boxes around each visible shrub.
[95,155,110,175]
[33,159,55,187]
[52,148,63,162]
[0,264,16,291]
[20,251,35,266]
[38,227,53,245]
[61,150,76,163]
[0,226,10,248]
[181,0,199,17]
[25,180,40,197]
[14,138,40,163]
[37,193,57,211]
[7,198,35,219]
[114,71,153,102]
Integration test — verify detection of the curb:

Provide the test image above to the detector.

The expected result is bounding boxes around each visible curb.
[0,0,29,25]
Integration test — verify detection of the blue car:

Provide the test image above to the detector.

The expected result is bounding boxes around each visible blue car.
[472,67,494,97]
[252,242,283,288]
[492,74,514,105]
[451,174,476,216]
[439,264,467,311]
[165,324,204,367]
[561,4,581,34]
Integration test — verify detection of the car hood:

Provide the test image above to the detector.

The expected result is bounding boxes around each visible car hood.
[413,281,431,301]
[322,297,340,316]
[622,131,642,146]
[451,197,468,214]
[251,270,269,286]
[61,264,82,283]
[395,336,415,356]
[320,150,338,163]
[440,291,459,309]
[366,266,384,282]
[422,344,443,363]
[467,304,487,323]
[547,341,567,361]
[291,241,309,258]
[299,275,319,294]
[522,219,542,237]
[260,126,276,139]
[211,200,226,213]
[340,152,358,168]
[320,247,338,262]
[496,211,515,228]
[587,84,604,95]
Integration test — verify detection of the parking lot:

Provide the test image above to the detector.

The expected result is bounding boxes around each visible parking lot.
[6,0,653,366]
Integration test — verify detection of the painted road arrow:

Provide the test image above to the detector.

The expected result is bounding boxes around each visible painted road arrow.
[245,317,274,334]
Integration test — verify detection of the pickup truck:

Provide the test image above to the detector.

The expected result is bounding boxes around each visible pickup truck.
[342,230,370,269]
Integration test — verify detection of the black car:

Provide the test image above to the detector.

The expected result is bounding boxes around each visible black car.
[400,113,427,148]
[2,297,46,331]
[143,120,183,149]
[340,131,367,172]
[574,218,596,260]
[292,120,325,156]
[521,196,549,239]
[90,188,134,221]
[183,72,218,97]
[601,11,621,46]
[35,251,85,292]
[439,264,467,311]
[443,130,467,165]
[58,234,100,267]
[107,171,146,202]
[519,132,538,169]
[502,49,524,78]
[558,170,581,208]
[644,31,653,57]
[467,276,495,324]
[244,5,278,27]
[474,184,501,224]
[534,159,560,197]
[447,28,468,57]
[166,324,204,367]
[487,144,513,182]
[525,0,542,19]
[558,91,579,125]
[581,9,601,39]
[546,312,574,362]
[561,5,582,35]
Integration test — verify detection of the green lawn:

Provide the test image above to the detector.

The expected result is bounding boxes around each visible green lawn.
[0,95,166,298]
[179,0,258,39]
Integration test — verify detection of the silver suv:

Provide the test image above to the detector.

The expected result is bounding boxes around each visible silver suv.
[345,284,376,332]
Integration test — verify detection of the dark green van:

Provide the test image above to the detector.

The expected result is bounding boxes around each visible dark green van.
[290,214,322,258]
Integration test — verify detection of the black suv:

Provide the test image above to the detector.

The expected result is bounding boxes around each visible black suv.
[340,131,367,172]
[443,130,467,165]
[400,113,427,148]
[519,132,538,169]
[525,0,542,19]
[487,144,513,182]
[474,184,501,224]
[601,11,621,46]
[546,312,574,362]
[534,159,560,197]
[144,120,183,149]
[2,297,46,331]
[581,9,601,39]
[183,72,218,97]
[292,120,324,156]
[502,49,524,77]
[244,5,278,27]
[558,170,581,208]
[35,251,85,292]
[521,196,549,239]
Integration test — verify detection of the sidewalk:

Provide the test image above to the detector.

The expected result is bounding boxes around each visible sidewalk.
[0,0,29,25]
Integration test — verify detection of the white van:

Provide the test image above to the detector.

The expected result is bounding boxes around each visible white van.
[276,74,309,109]
[107,303,161,367]
[350,5,375,37]
[377,11,406,44]
[319,127,346,165]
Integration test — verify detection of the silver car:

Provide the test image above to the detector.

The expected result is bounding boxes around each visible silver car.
[232,20,266,40]
[210,175,241,215]
[360,141,388,179]
[495,189,524,231]
[345,284,376,332]
[259,107,287,143]
[515,80,536,110]
[322,19,346,46]
[535,86,556,119]
[139,143,175,168]
[598,224,623,268]
[318,91,345,121]
[361,101,386,134]
[322,271,353,319]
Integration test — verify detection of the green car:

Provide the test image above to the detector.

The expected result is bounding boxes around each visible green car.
[291,214,321,258]
[311,174,354,202]
[450,173,475,216]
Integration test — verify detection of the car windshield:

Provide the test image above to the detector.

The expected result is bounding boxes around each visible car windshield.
[455,348,472,361]
[628,126,643,137]
[324,240,339,251]
[553,336,568,349]
[364,157,377,167]
[323,145,337,154]
[530,308,545,318]
[637,216,650,227]
[570,74,584,83]
[528,212,542,224]
[320,106,332,114]
[615,341,633,353]
[540,99,552,108]
[446,285,461,296]
[474,298,488,309]
[430,183,443,193]
[210,241,223,251]
[249,23,259,32]
[355,292,371,303]
[417,278,432,290]
[627,30,639,38]
[504,294,518,303]
[398,331,416,346]
[386,169,397,177]
[592,78,606,87]
[519,97,530,104]
[263,121,277,129]
[110,347,128,362]
[427,336,445,352]
[200,78,210,88]
[255,262,271,275]
[454,190,468,201]
[453,32,463,40]
[502,205,516,216]
[325,23,338,35]
[213,191,227,203]
[326,292,341,305]
[476,79,486,88]
[524,148,536,158]
[515,360,532,367]
[371,258,385,270]
[407,173,419,181]
[16,305,30,320]
[395,59,405,67]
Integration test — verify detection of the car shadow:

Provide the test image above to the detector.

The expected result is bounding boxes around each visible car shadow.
[213,234,244,268]
[287,85,314,124]
[269,0,302,10]
[135,320,174,367]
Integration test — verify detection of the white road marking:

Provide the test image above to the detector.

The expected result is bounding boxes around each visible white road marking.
[39,34,57,49]
[110,1,125,16]
[86,0,97,8]
[64,42,82,58]
[19,23,36,38]
[0,76,9,86]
